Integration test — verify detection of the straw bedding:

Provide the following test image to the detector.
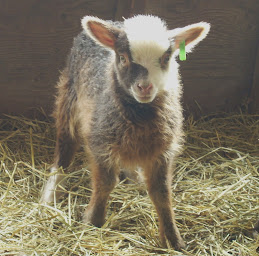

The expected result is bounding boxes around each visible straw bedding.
[0,112,258,256]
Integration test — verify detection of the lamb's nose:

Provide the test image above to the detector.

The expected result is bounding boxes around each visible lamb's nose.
[137,83,153,94]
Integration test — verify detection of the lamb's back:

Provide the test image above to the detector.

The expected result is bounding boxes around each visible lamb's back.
[66,31,111,97]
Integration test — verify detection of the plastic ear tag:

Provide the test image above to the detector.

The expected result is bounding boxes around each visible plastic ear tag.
[179,40,186,61]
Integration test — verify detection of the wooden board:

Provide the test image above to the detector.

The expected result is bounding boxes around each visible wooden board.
[115,0,146,20]
[250,43,259,113]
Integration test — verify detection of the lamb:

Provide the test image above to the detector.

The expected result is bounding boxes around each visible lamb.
[40,15,210,250]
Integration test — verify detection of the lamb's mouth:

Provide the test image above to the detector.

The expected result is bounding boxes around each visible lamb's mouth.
[132,92,156,103]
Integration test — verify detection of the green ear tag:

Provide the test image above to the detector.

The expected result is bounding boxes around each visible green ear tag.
[179,40,186,61]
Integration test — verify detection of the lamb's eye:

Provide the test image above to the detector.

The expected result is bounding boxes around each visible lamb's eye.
[164,55,170,63]
[119,55,127,64]
[163,54,170,64]
[160,52,171,68]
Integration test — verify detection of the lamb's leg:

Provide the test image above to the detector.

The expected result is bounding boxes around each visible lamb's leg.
[144,158,185,251]
[83,162,118,227]
[40,129,78,203]
[40,70,79,203]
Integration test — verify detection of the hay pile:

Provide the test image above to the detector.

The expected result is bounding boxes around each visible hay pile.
[0,112,258,256]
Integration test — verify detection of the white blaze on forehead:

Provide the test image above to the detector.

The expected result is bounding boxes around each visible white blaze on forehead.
[124,15,170,68]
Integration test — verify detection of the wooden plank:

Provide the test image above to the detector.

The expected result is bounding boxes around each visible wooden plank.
[114,0,132,20]
[146,0,259,116]
[250,43,259,113]
[114,0,146,20]
[130,0,147,16]
[0,0,117,116]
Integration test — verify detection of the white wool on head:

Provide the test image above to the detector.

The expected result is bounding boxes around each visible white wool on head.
[124,15,171,67]
[124,15,178,93]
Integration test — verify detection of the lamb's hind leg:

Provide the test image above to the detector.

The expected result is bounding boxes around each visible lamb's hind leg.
[144,157,185,251]
[40,128,78,203]
[41,71,78,203]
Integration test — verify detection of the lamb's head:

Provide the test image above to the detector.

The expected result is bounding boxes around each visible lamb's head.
[82,15,210,103]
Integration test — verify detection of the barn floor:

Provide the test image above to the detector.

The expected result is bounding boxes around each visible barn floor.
[0,112,258,256]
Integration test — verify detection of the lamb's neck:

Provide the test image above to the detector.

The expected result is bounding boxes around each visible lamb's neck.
[110,72,168,124]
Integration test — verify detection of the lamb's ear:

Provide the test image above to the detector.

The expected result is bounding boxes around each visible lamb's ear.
[81,16,121,50]
[168,22,210,53]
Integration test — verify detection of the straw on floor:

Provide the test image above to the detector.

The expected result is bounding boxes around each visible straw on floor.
[0,112,258,256]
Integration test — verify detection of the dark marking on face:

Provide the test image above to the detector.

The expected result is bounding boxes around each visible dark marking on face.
[114,32,149,90]
[160,47,173,70]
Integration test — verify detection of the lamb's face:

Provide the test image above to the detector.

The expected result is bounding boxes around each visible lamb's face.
[114,28,173,103]
[82,15,210,103]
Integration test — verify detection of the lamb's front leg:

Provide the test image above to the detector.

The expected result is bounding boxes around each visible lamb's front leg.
[83,161,119,227]
[144,157,185,251]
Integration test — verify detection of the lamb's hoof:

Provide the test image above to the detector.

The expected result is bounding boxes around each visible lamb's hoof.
[83,208,105,228]
[161,234,186,251]
[40,168,65,203]
[173,238,186,251]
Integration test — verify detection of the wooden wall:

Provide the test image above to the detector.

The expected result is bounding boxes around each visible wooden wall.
[1,0,259,117]
[0,0,117,116]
